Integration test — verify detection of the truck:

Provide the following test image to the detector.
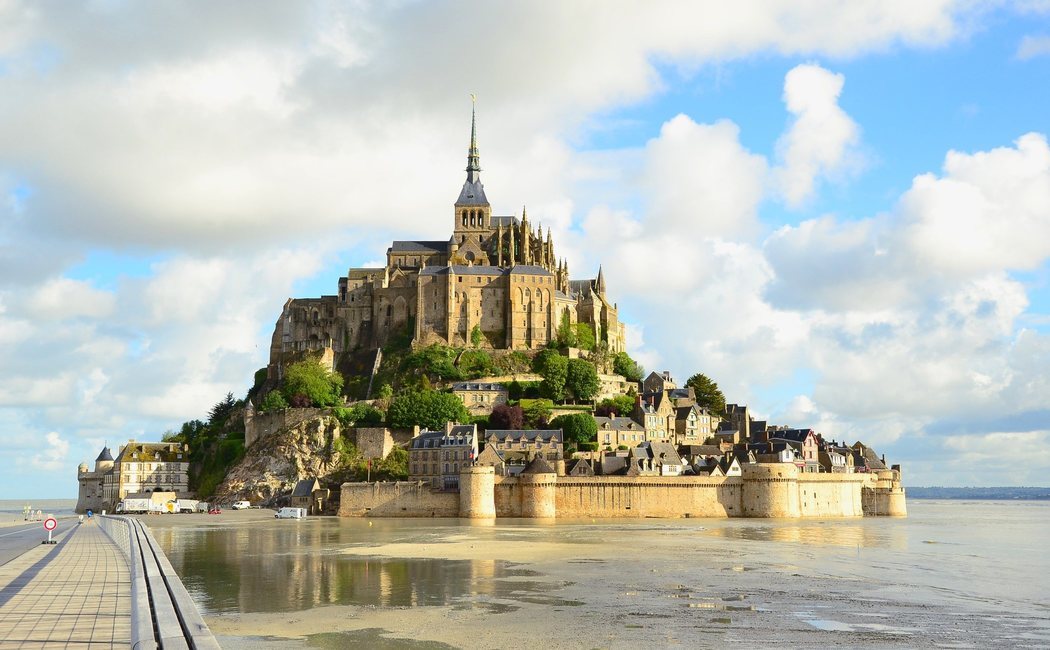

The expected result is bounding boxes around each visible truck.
[116,498,150,514]
[275,507,307,519]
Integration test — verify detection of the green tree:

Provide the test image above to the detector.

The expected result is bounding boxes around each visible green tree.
[208,391,237,426]
[334,403,386,427]
[403,345,463,382]
[470,324,483,347]
[459,349,493,378]
[534,349,568,401]
[575,322,596,351]
[685,372,727,415]
[387,390,471,430]
[612,351,644,383]
[259,390,289,412]
[550,413,598,445]
[282,358,344,407]
[555,310,577,348]
[521,399,553,427]
[595,395,635,418]
[565,359,600,402]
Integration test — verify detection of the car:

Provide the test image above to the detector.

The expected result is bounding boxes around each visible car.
[207,507,222,515]
[231,501,250,510]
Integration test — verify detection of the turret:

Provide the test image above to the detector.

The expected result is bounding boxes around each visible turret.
[94,446,114,474]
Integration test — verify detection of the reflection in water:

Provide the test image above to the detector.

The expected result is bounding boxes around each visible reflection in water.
[306,629,458,649]
[705,519,908,550]
[151,521,555,614]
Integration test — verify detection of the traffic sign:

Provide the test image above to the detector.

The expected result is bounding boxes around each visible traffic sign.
[42,516,57,545]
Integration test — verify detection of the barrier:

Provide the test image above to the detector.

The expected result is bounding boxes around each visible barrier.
[98,516,220,649]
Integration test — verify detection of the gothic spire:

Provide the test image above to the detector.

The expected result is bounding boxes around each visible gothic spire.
[456,95,488,206]
[596,265,606,295]
[466,94,481,180]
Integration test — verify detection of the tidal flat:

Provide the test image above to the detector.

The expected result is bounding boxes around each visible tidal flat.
[144,501,1050,648]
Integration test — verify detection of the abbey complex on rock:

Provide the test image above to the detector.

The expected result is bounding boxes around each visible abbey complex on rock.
[79,104,905,520]
[267,103,625,383]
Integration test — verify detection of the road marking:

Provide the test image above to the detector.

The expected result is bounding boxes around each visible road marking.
[0,524,65,539]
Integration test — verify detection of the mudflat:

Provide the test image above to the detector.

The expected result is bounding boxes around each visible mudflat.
[144,501,1050,649]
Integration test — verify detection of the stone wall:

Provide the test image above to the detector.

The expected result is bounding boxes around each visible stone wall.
[338,481,459,517]
[340,463,902,519]
[352,427,414,460]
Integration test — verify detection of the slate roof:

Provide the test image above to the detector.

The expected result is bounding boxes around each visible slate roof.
[490,215,518,228]
[114,442,184,463]
[521,455,556,474]
[509,265,554,276]
[594,416,641,431]
[95,447,113,462]
[640,441,684,466]
[291,478,320,497]
[389,240,448,253]
[568,279,594,297]
[450,382,507,392]
[486,429,563,444]
[565,458,594,476]
[456,178,489,205]
[679,444,722,458]
[420,264,505,276]
[768,429,816,444]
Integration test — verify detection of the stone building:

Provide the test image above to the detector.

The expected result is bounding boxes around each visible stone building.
[450,382,509,415]
[267,105,626,380]
[408,423,479,489]
[76,440,191,514]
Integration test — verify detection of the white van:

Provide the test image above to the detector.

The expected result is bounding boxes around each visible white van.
[275,507,306,519]
[231,501,250,510]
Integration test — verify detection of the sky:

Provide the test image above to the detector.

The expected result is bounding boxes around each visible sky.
[1,1,1049,498]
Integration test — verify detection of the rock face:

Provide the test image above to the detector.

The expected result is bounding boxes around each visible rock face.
[215,414,344,505]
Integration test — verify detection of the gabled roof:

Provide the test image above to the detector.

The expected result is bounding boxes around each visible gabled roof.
[486,429,563,443]
[291,478,320,497]
[508,265,554,277]
[389,240,447,253]
[565,458,594,476]
[594,416,640,431]
[450,382,507,391]
[769,429,816,444]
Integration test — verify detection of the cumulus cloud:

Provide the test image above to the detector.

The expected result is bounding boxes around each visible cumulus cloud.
[30,432,70,471]
[774,64,861,207]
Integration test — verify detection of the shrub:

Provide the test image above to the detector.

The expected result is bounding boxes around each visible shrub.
[550,412,598,445]
[282,357,344,407]
[259,390,289,412]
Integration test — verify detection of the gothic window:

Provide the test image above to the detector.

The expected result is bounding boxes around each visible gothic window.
[470,213,475,226]
[462,211,467,226]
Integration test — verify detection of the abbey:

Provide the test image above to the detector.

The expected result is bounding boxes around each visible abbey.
[268,106,626,375]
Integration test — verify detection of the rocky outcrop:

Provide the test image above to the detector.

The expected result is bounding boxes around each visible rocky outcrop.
[214,414,344,505]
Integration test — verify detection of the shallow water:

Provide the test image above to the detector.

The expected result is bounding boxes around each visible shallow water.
[148,501,1050,648]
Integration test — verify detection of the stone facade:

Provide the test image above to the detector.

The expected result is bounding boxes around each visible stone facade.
[76,441,191,514]
[268,106,626,381]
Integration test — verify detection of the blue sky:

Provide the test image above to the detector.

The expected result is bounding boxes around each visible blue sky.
[2,1,1049,497]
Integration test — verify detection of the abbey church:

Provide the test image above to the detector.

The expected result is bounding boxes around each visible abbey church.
[268,106,626,377]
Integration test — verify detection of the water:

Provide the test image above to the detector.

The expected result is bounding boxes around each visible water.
[145,501,1050,648]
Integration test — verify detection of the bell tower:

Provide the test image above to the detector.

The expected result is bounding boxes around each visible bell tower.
[454,96,491,240]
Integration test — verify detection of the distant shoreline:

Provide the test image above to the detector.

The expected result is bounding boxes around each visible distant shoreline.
[908,487,1050,500]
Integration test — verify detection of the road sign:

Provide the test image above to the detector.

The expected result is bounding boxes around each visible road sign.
[42,516,57,545]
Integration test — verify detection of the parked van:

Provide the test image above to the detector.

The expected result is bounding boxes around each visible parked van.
[275,507,306,519]
[231,501,250,510]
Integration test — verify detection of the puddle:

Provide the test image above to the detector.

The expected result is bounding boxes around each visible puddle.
[306,628,458,649]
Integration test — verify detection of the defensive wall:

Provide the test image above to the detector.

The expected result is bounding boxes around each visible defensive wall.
[340,463,906,519]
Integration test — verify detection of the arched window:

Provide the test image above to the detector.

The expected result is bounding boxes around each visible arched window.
[470,213,475,226]
[444,463,450,473]
[462,211,467,226]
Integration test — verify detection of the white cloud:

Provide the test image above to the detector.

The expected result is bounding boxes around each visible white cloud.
[774,63,861,207]
[30,432,69,471]
[25,278,115,319]
[1016,34,1050,59]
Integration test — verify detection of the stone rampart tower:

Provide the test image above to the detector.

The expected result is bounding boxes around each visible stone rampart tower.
[740,463,801,517]
[459,465,496,519]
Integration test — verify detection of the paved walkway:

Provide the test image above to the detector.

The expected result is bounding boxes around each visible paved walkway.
[0,521,130,648]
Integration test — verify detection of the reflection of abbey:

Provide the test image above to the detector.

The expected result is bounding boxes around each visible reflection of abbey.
[269,105,625,376]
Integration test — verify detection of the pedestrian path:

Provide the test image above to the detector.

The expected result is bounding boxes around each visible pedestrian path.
[0,521,130,648]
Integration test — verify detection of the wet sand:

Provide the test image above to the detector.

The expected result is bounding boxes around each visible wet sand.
[144,504,1050,649]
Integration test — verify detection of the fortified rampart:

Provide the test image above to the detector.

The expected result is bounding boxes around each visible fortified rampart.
[340,463,906,519]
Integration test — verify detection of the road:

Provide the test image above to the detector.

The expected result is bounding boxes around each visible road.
[0,519,78,566]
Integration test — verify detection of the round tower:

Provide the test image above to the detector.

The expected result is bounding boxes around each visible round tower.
[519,456,557,518]
[741,463,801,518]
[459,465,495,519]
[94,446,114,474]
[78,462,89,474]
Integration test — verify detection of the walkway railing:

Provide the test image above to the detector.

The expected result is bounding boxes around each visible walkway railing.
[98,516,220,650]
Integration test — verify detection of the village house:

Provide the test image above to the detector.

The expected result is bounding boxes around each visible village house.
[450,382,509,415]
[408,423,479,489]
[673,403,718,446]
[478,429,564,476]
[594,416,648,449]
[768,429,820,473]
[637,441,686,476]
[634,392,676,442]
[289,478,329,515]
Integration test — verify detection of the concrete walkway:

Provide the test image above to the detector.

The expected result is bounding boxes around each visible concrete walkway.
[0,521,131,648]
